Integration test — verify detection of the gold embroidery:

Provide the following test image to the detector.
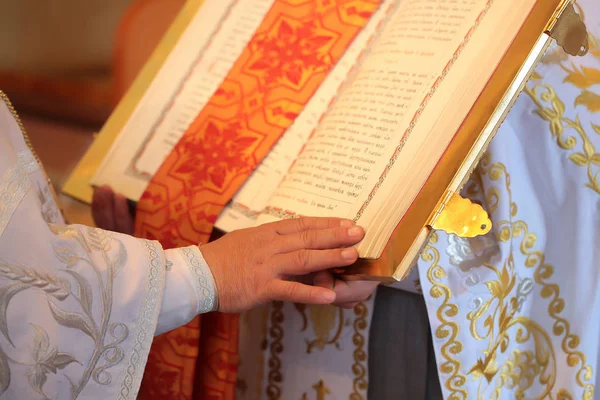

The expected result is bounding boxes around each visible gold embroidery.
[294,303,309,331]
[256,306,270,400]
[560,62,600,113]
[465,160,594,399]
[422,232,468,400]
[313,380,331,400]
[350,302,368,400]
[306,305,344,353]
[301,380,331,400]
[524,16,600,195]
[524,80,600,194]
[266,301,284,400]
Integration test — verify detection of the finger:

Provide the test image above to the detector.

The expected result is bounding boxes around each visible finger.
[270,216,355,235]
[274,247,359,276]
[337,302,359,310]
[276,225,365,253]
[92,185,116,231]
[313,270,335,290]
[331,279,380,305]
[268,280,336,304]
[114,194,135,235]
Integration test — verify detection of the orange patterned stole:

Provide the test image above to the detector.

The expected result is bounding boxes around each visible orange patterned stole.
[135,0,381,398]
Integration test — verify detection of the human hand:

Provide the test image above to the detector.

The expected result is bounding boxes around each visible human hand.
[91,185,134,235]
[313,271,379,309]
[199,217,365,313]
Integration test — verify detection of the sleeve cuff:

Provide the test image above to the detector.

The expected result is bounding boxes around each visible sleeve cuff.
[154,246,219,336]
[170,246,219,314]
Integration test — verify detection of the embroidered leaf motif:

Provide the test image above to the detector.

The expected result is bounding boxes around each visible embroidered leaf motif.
[583,137,596,159]
[53,245,78,267]
[575,90,600,113]
[592,154,600,166]
[551,94,566,117]
[485,281,502,297]
[64,270,93,315]
[27,365,48,397]
[112,241,128,279]
[563,65,600,89]
[87,227,110,251]
[52,353,79,370]
[38,348,58,373]
[47,299,97,341]
[0,283,28,346]
[0,349,10,395]
[48,225,91,253]
[530,71,542,81]
[569,152,589,166]
[31,324,50,362]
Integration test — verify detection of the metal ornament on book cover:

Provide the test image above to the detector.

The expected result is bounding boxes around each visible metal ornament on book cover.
[429,0,589,240]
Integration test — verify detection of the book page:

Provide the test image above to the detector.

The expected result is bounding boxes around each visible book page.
[356,0,537,256]
[261,0,491,219]
[258,0,539,258]
[214,0,395,232]
[91,0,275,201]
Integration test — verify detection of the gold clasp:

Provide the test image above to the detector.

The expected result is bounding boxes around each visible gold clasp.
[546,1,589,57]
[428,192,492,238]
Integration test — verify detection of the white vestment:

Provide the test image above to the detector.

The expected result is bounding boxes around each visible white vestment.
[236,1,600,398]
[0,98,219,399]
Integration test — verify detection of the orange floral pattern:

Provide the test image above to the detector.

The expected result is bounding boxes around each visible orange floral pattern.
[134,1,382,399]
[248,19,335,87]
[175,121,259,190]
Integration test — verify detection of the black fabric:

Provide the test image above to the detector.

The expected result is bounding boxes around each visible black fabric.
[367,286,443,399]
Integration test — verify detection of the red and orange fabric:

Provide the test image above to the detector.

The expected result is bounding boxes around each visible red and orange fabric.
[135,1,381,398]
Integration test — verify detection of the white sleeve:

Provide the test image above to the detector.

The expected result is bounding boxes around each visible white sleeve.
[0,100,172,400]
[155,246,219,335]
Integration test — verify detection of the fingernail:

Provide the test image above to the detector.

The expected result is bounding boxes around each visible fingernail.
[348,226,363,237]
[342,248,357,260]
[322,291,336,302]
[340,219,355,227]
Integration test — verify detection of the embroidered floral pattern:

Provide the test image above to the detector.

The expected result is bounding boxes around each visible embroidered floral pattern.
[0,226,136,398]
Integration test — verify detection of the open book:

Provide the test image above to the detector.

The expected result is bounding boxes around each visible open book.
[64,0,585,280]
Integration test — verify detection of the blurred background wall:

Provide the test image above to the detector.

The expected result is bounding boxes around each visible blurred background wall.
[0,0,186,224]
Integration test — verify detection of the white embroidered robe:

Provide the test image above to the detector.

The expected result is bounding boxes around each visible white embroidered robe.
[0,98,219,399]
